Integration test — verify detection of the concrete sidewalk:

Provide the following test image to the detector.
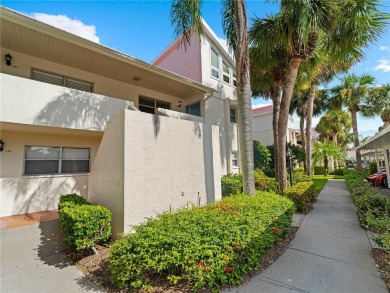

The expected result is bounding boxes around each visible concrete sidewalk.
[0,220,104,292]
[225,179,387,293]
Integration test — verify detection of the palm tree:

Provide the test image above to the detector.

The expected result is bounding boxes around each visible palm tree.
[170,0,255,194]
[329,73,376,173]
[250,0,388,189]
[312,142,344,175]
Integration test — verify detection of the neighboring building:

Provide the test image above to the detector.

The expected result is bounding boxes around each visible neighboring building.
[252,105,298,147]
[296,128,319,148]
[153,19,240,175]
[0,7,225,238]
[346,147,357,162]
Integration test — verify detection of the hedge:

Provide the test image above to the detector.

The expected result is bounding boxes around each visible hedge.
[343,169,390,248]
[313,166,326,175]
[109,192,295,291]
[283,182,317,213]
[58,194,112,252]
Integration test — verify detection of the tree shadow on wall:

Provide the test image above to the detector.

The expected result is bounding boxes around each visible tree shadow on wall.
[34,89,129,131]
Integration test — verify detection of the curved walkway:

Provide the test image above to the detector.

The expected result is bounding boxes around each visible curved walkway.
[225,179,387,293]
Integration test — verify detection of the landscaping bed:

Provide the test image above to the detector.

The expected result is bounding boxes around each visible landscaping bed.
[68,227,298,293]
[371,248,390,291]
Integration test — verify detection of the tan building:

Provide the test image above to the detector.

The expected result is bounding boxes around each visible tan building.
[0,7,228,237]
[252,105,298,146]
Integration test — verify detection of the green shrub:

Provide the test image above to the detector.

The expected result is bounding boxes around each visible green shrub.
[283,182,316,213]
[369,162,378,174]
[255,177,279,193]
[290,170,312,184]
[109,192,294,291]
[344,169,390,249]
[263,167,276,178]
[221,173,242,197]
[58,194,112,251]
[331,168,345,176]
[313,166,326,175]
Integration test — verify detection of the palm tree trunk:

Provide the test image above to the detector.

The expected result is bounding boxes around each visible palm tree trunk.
[305,82,316,176]
[351,109,362,173]
[300,115,306,171]
[234,0,254,194]
[277,57,302,190]
[272,82,282,180]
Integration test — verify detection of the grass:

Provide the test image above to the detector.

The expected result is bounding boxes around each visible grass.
[311,175,345,192]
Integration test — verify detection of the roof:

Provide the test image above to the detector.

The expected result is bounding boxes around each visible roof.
[356,126,390,151]
[0,6,213,99]
[252,105,273,115]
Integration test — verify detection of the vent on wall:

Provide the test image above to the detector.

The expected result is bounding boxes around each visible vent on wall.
[31,69,93,93]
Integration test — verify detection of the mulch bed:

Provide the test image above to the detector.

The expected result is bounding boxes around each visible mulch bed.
[371,248,390,291]
[66,227,298,292]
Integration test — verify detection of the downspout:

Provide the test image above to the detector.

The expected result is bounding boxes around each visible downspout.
[375,149,380,173]
[224,98,232,174]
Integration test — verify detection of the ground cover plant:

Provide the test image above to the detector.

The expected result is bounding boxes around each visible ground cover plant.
[58,194,112,252]
[109,192,294,292]
[343,169,390,249]
[311,177,328,192]
[283,182,317,213]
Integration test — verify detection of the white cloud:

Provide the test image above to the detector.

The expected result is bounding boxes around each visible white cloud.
[30,13,99,43]
[373,59,390,73]
[379,46,388,51]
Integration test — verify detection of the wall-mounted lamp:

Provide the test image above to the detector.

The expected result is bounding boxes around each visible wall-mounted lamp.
[0,139,4,152]
[5,53,12,66]
[178,101,182,108]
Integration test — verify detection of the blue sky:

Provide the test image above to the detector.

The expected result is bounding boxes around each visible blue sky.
[3,0,390,137]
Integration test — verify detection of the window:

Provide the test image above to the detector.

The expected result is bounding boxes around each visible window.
[233,72,237,87]
[24,146,90,175]
[139,96,170,114]
[230,108,236,123]
[31,69,93,92]
[232,151,238,167]
[186,101,201,117]
[210,48,220,79]
[223,61,230,84]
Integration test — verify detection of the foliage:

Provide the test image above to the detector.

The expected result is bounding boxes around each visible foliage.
[221,173,242,197]
[368,162,378,174]
[343,169,390,248]
[331,168,345,176]
[283,182,316,213]
[58,194,112,251]
[109,193,295,291]
[253,140,271,169]
[255,178,279,194]
[287,142,305,163]
[312,142,344,175]
[289,169,312,185]
[313,166,326,175]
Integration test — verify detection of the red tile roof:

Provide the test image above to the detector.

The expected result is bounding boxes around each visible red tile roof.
[252,105,273,115]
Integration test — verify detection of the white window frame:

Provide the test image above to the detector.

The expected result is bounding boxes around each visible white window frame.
[138,95,171,114]
[210,47,221,80]
[232,71,237,87]
[24,146,90,176]
[230,107,237,124]
[232,151,238,167]
[222,61,230,84]
[185,101,202,117]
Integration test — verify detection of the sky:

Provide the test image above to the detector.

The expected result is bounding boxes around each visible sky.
[2,0,390,137]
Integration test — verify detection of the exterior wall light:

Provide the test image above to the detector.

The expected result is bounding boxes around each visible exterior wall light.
[0,139,4,152]
[178,101,182,108]
[5,53,12,66]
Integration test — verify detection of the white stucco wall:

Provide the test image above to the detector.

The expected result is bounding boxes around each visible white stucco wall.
[89,110,222,238]
[0,129,101,216]
[0,73,131,131]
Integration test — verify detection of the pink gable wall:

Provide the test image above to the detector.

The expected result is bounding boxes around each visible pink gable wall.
[152,35,202,84]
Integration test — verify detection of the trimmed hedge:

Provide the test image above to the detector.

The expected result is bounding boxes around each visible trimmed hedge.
[313,166,326,175]
[109,192,295,291]
[283,182,316,213]
[255,178,279,193]
[58,194,112,251]
[343,169,390,248]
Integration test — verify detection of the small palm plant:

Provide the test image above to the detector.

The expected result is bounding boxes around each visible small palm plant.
[312,142,344,175]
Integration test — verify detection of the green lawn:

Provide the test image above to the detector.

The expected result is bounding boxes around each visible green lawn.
[311,175,345,191]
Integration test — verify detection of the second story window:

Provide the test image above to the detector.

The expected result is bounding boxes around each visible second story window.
[233,72,237,87]
[230,107,236,123]
[210,48,220,79]
[31,69,93,92]
[223,61,230,84]
[139,96,170,114]
[232,151,238,167]
[186,101,201,117]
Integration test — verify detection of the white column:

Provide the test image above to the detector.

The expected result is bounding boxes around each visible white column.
[384,149,390,189]
[375,149,380,173]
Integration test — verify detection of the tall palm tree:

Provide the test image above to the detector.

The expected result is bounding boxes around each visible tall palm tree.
[329,73,376,173]
[250,0,388,189]
[170,0,255,194]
